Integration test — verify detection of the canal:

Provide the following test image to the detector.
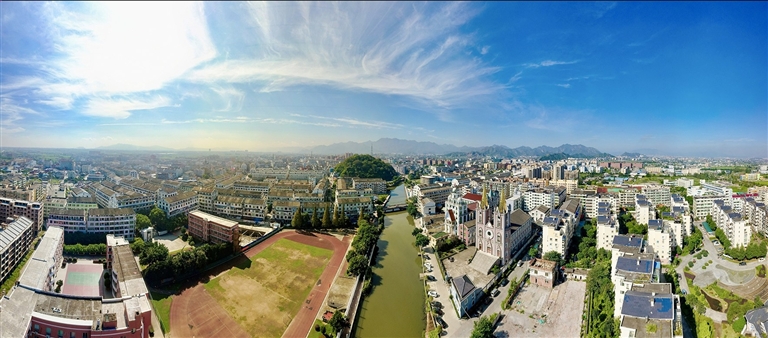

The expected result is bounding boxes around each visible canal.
[354,186,424,337]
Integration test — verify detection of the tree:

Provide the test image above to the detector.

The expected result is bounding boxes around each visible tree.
[332,205,340,228]
[415,233,430,247]
[136,214,151,230]
[528,246,539,258]
[329,310,347,334]
[347,254,368,276]
[543,251,562,265]
[470,315,495,338]
[311,207,321,228]
[322,204,332,228]
[412,228,422,236]
[333,154,398,181]
[149,207,168,231]
[291,208,304,228]
[130,238,145,254]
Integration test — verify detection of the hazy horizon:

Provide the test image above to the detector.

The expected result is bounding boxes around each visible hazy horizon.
[1,2,766,158]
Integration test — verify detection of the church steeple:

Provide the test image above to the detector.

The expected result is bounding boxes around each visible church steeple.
[481,186,488,209]
[498,186,506,214]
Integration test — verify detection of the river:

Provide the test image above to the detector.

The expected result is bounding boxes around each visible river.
[353,186,424,337]
[388,184,407,205]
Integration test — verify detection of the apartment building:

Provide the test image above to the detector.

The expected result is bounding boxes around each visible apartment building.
[0,196,43,234]
[618,283,682,338]
[634,194,656,225]
[336,196,374,218]
[47,208,137,240]
[232,180,271,193]
[744,197,768,236]
[701,180,734,196]
[596,202,619,251]
[19,226,64,292]
[272,200,302,222]
[637,184,672,206]
[66,196,99,211]
[693,194,731,220]
[188,210,240,244]
[0,216,35,284]
[158,191,198,217]
[712,200,751,248]
[522,186,566,212]
[572,189,619,218]
[541,209,576,258]
[647,219,673,264]
[43,197,68,219]
[612,255,659,318]
[352,177,387,194]
[412,183,453,207]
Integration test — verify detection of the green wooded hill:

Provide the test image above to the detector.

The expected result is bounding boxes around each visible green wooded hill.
[334,154,398,181]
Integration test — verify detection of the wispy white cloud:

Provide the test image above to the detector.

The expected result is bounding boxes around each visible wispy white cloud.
[556,83,571,88]
[186,2,502,110]
[211,87,245,113]
[84,96,172,119]
[290,114,405,129]
[524,60,579,68]
[480,46,490,55]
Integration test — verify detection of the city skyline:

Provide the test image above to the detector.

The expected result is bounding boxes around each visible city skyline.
[1,2,766,158]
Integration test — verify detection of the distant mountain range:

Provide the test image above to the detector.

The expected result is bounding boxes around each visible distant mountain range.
[310,138,612,158]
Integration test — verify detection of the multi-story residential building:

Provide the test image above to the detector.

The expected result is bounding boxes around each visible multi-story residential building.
[188,210,240,244]
[412,183,453,207]
[647,219,673,264]
[712,200,751,248]
[541,211,573,258]
[618,283,682,338]
[549,179,578,194]
[0,216,35,284]
[43,197,68,219]
[232,180,271,193]
[336,196,375,219]
[701,180,734,196]
[47,208,137,240]
[596,203,619,251]
[744,197,768,236]
[66,196,99,211]
[522,186,566,212]
[637,184,672,207]
[158,191,198,217]
[352,178,387,195]
[444,188,478,235]
[0,196,43,234]
[242,197,267,221]
[530,205,550,224]
[272,200,302,222]
[612,255,659,318]
[573,190,619,218]
[1,231,152,338]
[692,194,731,220]
[634,194,656,225]
[194,186,217,213]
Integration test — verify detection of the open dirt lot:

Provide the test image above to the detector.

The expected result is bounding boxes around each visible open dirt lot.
[495,280,586,338]
[205,238,333,338]
[155,231,187,253]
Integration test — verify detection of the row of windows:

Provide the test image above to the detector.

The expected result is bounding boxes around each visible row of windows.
[31,324,88,338]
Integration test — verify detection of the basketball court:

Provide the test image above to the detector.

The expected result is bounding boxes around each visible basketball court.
[62,263,104,297]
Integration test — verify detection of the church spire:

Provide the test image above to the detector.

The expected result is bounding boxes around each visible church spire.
[498,186,506,214]
[481,186,488,209]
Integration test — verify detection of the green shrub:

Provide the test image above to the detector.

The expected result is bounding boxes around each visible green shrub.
[688,262,694,268]
[732,317,746,332]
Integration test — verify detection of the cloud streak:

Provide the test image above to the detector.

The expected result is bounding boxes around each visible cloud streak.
[187,2,502,109]
[524,60,579,68]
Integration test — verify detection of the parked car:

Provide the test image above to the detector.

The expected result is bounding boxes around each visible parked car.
[449,257,455,262]
[428,290,439,298]
[740,261,747,266]
[759,257,765,262]
[492,289,501,297]
[500,278,509,287]
[518,261,524,267]
[435,308,444,316]
[432,301,442,309]
[436,316,447,328]
[427,275,437,281]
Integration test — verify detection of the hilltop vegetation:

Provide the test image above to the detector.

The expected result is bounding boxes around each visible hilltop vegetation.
[333,154,398,181]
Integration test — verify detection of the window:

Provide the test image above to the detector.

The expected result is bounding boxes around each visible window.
[46,328,52,335]
[58,330,64,338]
[33,324,39,332]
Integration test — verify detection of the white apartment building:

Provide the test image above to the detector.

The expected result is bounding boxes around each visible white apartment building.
[743,197,768,236]
[47,208,137,240]
[634,195,656,225]
[0,216,35,284]
[596,202,619,251]
[352,178,387,195]
[549,179,578,194]
[638,184,672,206]
[158,191,198,217]
[522,186,566,212]
[647,219,673,264]
[412,183,453,207]
[232,180,271,193]
[701,180,734,196]
[612,255,658,318]
[693,194,731,220]
[712,200,751,248]
[540,200,580,258]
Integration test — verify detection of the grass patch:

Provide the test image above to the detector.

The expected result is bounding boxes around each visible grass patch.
[757,264,766,278]
[308,319,335,338]
[204,238,333,337]
[433,232,448,239]
[149,291,173,334]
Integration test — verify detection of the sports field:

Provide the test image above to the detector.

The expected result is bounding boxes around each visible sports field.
[62,263,103,297]
[204,238,333,337]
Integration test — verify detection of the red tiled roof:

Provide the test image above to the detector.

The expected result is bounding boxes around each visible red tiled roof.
[463,193,482,201]
[467,202,478,211]
[448,209,456,223]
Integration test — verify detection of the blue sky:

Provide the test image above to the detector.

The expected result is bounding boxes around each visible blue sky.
[1,2,766,157]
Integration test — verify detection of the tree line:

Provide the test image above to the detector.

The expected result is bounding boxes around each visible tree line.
[63,243,107,256]
[345,219,384,276]
[140,239,233,285]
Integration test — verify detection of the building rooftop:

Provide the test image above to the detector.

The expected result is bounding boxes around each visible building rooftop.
[745,307,768,336]
[620,316,672,338]
[19,226,64,290]
[530,258,557,272]
[189,210,239,228]
[560,198,580,214]
[613,234,643,252]
[164,191,197,204]
[0,216,33,250]
[509,209,531,226]
[621,290,675,320]
[89,208,135,216]
[452,275,477,300]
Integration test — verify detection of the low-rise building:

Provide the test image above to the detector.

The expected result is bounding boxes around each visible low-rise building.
[158,190,198,217]
[188,210,240,244]
[352,177,387,195]
[618,283,682,338]
[529,258,557,288]
[47,208,137,240]
[743,306,768,337]
[450,275,484,318]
